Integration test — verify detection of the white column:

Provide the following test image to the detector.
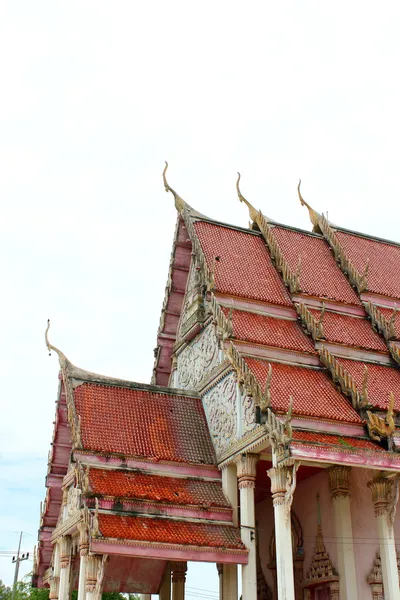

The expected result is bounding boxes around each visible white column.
[267,461,298,600]
[221,463,238,600]
[171,562,187,600]
[86,555,107,600]
[368,477,400,600]
[77,524,89,600]
[58,537,72,600]
[50,543,61,600]
[236,453,258,600]
[327,466,357,600]
[159,562,171,600]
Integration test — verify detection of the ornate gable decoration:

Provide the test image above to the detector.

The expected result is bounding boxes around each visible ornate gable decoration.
[303,495,339,595]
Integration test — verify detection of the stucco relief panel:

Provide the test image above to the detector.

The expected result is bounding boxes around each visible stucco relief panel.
[175,324,220,390]
[202,373,237,454]
[242,392,256,434]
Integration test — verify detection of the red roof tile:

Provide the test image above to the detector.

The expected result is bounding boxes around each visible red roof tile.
[291,430,383,451]
[194,221,292,306]
[335,230,400,300]
[222,307,316,354]
[333,358,400,412]
[97,513,246,550]
[271,227,361,305]
[88,469,230,508]
[377,306,400,339]
[74,384,216,465]
[244,357,361,423]
[308,308,387,352]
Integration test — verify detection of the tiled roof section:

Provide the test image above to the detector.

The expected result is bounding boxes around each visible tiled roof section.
[222,307,316,354]
[291,430,384,452]
[270,226,361,305]
[333,358,400,412]
[244,357,361,423]
[194,221,292,306]
[335,230,400,300]
[88,469,230,508]
[97,513,246,550]
[73,384,216,465]
[377,306,400,339]
[308,308,387,352]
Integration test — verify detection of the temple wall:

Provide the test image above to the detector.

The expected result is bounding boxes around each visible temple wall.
[255,467,400,598]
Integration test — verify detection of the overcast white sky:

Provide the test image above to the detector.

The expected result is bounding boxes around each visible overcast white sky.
[1,1,400,596]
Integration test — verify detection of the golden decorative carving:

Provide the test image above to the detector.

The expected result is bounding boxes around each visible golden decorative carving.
[297,180,322,233]
[268,460,299,520]
[237,175,301,293]
[92,498,100,538]
[211,294,233,345]
[327,465,351,499]
[236,172,260,223]
[366,392,396,448]
[236,453,259,489]
[163,162,185,214]
[365,301,397,342]
[319,345,368,409]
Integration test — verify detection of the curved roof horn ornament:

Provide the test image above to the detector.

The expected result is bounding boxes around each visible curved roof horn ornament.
[45,319,68,366]
[297,179,322,233]
[236,172,259,223]
[163,162,185,214]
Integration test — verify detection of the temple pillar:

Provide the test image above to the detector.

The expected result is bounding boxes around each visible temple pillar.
[236,453,258,600]
[77,524,89,600]
[50,543,61,600]
[159,562,171,600]
[368,476,400,600]
[58,536,72,600]
[171,561,187,600]
[327,465,357,600]
[268,460,298,600]
[221,463,238,600]
[86,554,107,600]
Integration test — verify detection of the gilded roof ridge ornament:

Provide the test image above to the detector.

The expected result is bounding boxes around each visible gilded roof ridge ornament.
[297,179,322,233]
[236,172,259,223]
[45,319,68,367]
[163,161,185,214]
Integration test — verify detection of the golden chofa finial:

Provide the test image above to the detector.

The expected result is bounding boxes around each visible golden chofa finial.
[236,172,260,223]
[163,161,185,214]
[297,179,322,233]
[45,319,68,366]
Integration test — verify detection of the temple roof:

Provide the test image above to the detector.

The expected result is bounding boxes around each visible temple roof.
[73,382,216,465]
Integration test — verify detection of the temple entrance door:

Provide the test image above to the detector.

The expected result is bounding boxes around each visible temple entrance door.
[315,588,330,600]
[267,512,304,600]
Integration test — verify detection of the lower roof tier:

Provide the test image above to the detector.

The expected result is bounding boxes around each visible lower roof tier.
[87,467,230,509]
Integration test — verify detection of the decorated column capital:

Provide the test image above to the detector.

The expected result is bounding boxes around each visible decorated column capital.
[59,536,71,569]
[235,453,259,489]
[268,460,299,517]
[328,465,351,499]
[368,477,393,517]
[86,554,108,595]
[77,522,89,557]
[171,561,187,583]
[49,576,60,600]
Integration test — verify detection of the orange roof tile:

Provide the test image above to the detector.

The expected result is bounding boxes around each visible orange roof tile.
[308,308,387,352]
[291,430,383,451]
[222,307,316,354]
[88,469,230,508]
[194,221,292,306]
[333,357,400,411]
[97,513,246,550]
[244,357,361,423]
[270,226,361,305]
[74,384,216,464]
[335,230,400,300]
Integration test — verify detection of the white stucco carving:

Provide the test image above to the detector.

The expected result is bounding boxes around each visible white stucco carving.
[67,486,81,517]
[242,392,256,434]
[202,372,237,454]
[176,324,220,389]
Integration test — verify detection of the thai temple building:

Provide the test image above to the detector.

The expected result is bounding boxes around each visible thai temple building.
[34,165,400,600]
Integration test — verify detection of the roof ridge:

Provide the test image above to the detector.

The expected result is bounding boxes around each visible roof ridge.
[333,224,400,248]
